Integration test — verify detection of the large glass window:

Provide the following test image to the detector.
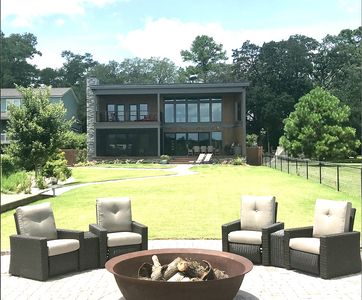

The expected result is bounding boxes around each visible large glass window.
[199,132,210,146]
[165,103,174,123]
[211,102,222,122]
[211,131,222,151]
[130,104,137,121]
[139,104,148,120]
[199,102,210,122]
[187,103,198,122]
[175,103,186,122]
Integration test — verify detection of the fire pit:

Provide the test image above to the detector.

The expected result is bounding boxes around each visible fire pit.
[105,248,253,300]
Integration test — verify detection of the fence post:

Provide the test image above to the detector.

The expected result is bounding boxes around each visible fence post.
[360,167,362,199]
[319,162,322,184]
[306,161,309,180]
[296,160,298,175]
[336,165,340,191]
[287,157,290,174]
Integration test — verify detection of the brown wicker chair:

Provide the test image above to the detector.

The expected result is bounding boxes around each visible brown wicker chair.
[89,197,148,267]
[222,195,284,265]
[284,199,361,279]
[9,202,83,281]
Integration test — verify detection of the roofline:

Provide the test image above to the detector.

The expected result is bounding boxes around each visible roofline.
[90,82,250,95]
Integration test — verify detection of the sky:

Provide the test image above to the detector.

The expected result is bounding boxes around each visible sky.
[1,0,361,70]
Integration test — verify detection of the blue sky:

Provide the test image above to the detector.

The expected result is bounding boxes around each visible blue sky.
[2,0,360,69]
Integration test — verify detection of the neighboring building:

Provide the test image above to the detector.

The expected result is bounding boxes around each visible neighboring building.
[86,78,249,159]
[0,87,80,145]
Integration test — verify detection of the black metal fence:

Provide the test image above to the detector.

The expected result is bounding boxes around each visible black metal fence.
[263,154,362,198]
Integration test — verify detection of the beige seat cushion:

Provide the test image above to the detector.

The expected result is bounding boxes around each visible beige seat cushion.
[16,202,57,240]
[289,237,320,255]
[47,239,80,256]
[107,232,142,247]
[312,199,352,237]
[240,195,276,231]
[96,197,132,233]
[228,230,262,245]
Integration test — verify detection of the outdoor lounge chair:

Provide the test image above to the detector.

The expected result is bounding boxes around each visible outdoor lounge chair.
[194,153,206,164]
[284,199,361,279]
[203,153,213,164]
[222,195,284,265]
[89,197,148,267]
[200,145,207,153]
[193,145,200,155]
[9,202,83,281]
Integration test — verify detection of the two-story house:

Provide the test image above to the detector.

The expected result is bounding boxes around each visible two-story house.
[86,78,249,159]
[1,87,80,145]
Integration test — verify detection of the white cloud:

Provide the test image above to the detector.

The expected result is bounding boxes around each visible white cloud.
[117,18,359,66]
[1,0,117,28]
[55,19,65,27]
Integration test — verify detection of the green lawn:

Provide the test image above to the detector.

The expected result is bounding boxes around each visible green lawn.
[70,167,175,184]
[1,165,360,250]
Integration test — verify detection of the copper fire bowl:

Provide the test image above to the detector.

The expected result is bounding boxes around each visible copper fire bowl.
[105,248,253,300]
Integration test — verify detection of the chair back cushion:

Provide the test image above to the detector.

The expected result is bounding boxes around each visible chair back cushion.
[15,202,57,240]
[96,197,132,233]
[240,195,276,230]
[312,199,352,237]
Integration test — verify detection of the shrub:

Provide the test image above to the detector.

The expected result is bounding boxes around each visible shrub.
[1,154,17,176]
[231,156,246,165]
[160,155,171,163]
[60,131,87,149]
[1,171,31,194]
[76,149,87,163]
[41,151,72,182]
[246,134,258,147]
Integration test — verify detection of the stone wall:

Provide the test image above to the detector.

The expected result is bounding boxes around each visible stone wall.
[86,77,99,160]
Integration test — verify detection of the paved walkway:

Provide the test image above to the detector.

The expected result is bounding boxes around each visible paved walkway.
[1,240,361,300]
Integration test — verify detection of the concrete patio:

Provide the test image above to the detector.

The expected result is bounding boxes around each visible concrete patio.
[1,240,361,300]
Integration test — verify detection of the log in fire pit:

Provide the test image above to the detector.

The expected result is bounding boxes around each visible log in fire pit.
[105,248,253,300]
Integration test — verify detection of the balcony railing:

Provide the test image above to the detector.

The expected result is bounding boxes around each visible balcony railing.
[96,111,158,122]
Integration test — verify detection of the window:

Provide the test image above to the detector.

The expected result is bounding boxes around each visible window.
[165,103,174,123]
[175,103,186,122]
[187,103,198,122]
[4,99,21,112]
[107,104,125,121]
[139,104,148,120]
[130,104,137,121]
[199,102,210,122]
[211,102,222,122]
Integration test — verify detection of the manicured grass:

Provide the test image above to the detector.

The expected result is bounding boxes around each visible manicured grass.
[70,167,175,184]
[94,163,173,169]
[1,165,360,250]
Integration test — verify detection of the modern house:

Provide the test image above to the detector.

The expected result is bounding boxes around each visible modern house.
[86,78,249,159]
[1,87,80,145]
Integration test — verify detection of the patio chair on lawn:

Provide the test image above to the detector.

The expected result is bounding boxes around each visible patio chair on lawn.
[9,202,83,281]
[284,199,361,279]
[89,197,148,267]
[194,153,206,164]
[222,195,284,265]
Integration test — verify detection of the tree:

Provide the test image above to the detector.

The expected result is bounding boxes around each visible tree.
[181,35,227,82]
[279,87,360,160]
[1,31,41,87]
[5,86,72,177]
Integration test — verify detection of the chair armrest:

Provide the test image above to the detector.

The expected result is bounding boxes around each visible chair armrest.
[132,221,148,250]
[57,229,84,240]
[221,220,241,252]
[261,222,284,265]
[9,235,49,281]
[89,224,108,267]
[283,226,313,269]
[319,231,361,279]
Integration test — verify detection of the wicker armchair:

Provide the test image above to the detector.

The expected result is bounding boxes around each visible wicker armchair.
[284,199,361,279]
[222,195,284,265]
[9,202,83,281]
[89,197,148,267]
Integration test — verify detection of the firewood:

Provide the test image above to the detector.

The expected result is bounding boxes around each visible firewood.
[163,257,182,280]
[213,268,229,279]
[151,255,164,281]
[177,259,207,279]
[167,272,185,282]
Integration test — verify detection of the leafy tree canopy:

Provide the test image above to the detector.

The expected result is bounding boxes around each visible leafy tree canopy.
[5,86,73,175]
[279,87,360,160]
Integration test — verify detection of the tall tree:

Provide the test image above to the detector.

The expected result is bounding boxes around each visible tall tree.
[5,86,72,177]
[181,35,228,82]
[1,31,41,87]
[314,27,362,143]
[280,87,360,160]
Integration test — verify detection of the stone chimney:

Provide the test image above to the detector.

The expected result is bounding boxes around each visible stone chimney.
[86,77,99,160]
